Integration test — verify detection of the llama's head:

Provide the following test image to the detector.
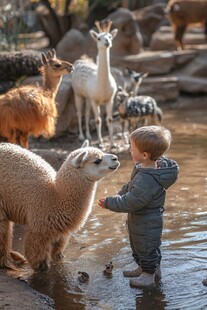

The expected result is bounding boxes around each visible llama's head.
[90,19,118,50]
[126,68,148,83]
[115,85,129,115]
[69,140,120,182]
[41,49,74,78]
[126,68,148,89]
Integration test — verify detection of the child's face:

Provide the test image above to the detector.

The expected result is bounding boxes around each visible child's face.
[130,140,148,164]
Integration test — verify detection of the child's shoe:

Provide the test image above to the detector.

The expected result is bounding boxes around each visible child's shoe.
[124,265,161,278]
[130,272,155,287]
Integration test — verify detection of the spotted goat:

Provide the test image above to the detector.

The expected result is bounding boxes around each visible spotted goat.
[116,85,163,141]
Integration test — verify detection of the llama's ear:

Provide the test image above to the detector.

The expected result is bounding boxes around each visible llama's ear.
[140,72,148,79]
[41,53,47,65]
[110,28,118,39]
[51,48,56,58]
[81,140,89,148]
[71,151,87,168]
[90,30,99,41]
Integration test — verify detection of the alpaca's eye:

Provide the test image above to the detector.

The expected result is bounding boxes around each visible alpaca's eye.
[54,63,61,68]
[98,37,101,41]
[94,159,102,165]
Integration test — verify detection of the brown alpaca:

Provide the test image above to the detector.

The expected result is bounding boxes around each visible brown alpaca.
[166,0,207,49]
[0,49,73,148]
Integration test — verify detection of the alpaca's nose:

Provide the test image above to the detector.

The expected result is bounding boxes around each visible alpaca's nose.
[112,155,118,161]
[67,64,74,73]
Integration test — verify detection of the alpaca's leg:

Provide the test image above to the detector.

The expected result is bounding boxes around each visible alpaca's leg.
[91,101,103,146]
[85,98,92,140]
[0,220,25,269]
[205,21,207,42]
[105,101,115,147]
[74,94,85,141]
[25,230,52,271]
[121,119,129,144]
[0,220,13,267]
[8,129,17,145]
[20,132,29,148]
[51,235,69,261]
[175,25,186,50]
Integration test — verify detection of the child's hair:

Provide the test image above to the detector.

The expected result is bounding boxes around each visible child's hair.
[129,126,171,161]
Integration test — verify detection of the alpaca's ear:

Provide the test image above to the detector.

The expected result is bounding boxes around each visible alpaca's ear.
[71,151,87,168]
[81,140,89,148]
[141,72,148,78]
[110,28,118,39]
[90,30,99,41]
[41,53,47,65]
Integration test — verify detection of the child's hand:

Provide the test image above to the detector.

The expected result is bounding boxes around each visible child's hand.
[99,198,106,209]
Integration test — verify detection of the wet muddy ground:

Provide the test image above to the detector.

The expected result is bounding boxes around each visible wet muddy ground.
[1,95,207,310]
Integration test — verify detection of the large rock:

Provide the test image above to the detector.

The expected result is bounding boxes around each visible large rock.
[107,8,143,55]
[150,26,206,51]
[56,8,143,63]
[139,76,179,103]
[56,29,86,63]
[133,3,168,46]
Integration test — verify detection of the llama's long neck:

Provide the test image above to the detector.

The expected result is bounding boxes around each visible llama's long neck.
[96,48,111,87]
[54,164,96,232]
[43,72,62,98]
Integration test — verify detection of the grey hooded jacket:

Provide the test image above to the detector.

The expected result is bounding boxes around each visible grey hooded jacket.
[104,156,179,215]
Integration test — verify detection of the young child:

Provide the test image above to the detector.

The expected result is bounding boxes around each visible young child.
[99,126,179,287]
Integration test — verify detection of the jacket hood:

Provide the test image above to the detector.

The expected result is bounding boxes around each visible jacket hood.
[135,156,179,189]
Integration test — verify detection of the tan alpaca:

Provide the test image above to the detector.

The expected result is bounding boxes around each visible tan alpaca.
[0,49,73,148]
[0,141,120,271]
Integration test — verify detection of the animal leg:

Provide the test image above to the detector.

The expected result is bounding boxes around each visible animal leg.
[74,94,85,141]
[85,98,92,140]
[174,25,186,50]
[0,220,25,269]
[51,235,69,261]
[205,21,207,42]
[24,230,52,271]
[91,101,103,147]
[121,119,129,144]
[105,101,115,147]
[20,132,29,148]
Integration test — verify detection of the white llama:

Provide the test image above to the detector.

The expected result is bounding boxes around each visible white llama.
[71,20,118,147]
[0,141,120,271]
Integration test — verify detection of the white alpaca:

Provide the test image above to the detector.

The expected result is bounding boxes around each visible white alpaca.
[0,141,120,271]
[71,20,118,147]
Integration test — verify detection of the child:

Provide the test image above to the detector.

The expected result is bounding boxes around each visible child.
[99,126,179,287]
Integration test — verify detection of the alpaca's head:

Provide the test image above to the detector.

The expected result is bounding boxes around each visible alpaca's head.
[90,19,118,51]
[41,49,74,78]
[69,140,120,181]
[126,68,148,86]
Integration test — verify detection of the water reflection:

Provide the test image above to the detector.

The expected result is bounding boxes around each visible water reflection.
[13,99,207,309]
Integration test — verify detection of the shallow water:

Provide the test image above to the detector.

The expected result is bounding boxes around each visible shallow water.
[14,98,207,309]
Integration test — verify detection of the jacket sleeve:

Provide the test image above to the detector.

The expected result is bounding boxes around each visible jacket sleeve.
[105,174,153,213]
